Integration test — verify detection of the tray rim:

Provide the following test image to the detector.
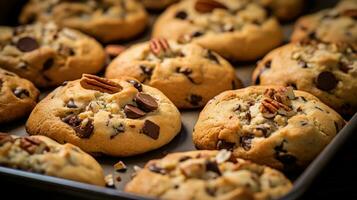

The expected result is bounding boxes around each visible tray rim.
[1,114,356,200]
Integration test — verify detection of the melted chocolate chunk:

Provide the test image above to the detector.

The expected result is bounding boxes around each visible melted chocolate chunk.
[43,58,54,71]
[141,120,160,140]
[127,80,142,92]
[187,94,202,106]
[13,87,30,99]
[338,62,351,73]
[274,140,297,170]
[148,164,166,175]
[240,135,254,151]
[16,37,39,52]
[62,115,94,138]
[205,160,221,175]
[315,71,338,91]
[124,104,146,119]
[134,92,158,112]
[175,10,188,20]
[111,124,125,139]
[216,140,235,150]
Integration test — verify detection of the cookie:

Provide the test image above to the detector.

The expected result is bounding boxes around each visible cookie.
[0,68,39,124]
[105,38,242,109]
[256,0,305,21]
[0,133,105,186]
[193,86,345,171]
[125,150,292,200]
[19,0,149,42]
[252,40,357,116]
[26,74,181,157]
[152,0,283,61]
[291,0,357,48]
[0,23,106,88]
[141,0,180,10]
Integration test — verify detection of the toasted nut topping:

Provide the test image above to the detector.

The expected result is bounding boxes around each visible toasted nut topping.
[80,74,122,94]
[149,38,171,57]
[194,0,227,13]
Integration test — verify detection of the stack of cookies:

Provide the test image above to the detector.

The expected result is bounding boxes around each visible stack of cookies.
[0,0,355,199]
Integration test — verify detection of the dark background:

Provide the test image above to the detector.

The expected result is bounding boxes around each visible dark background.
[1,0,356,199]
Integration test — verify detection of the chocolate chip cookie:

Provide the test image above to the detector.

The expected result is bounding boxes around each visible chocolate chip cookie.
[19,0,149,42]
[0,23,106,88]
[291,0,357,48]
[193,86,345,171]
[141,0,180,10]
[125,150,292,200]
[252,40,357,116]
[0,68,39,124]
[152,0,283,61]
[26,75,181,157]
[0,133,105,186]
[105,38,241,109]
[256,0,305,21]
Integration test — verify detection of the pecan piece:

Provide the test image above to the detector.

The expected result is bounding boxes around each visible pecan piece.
[20,137,49,154]
[194,0,227,13]
[149,38,171,57]
[80,74,122,94]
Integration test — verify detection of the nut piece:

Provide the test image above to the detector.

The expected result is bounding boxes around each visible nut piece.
[19,137,49,154]
[260,88,296,118]
[149,38,171,57]
[80,74,122,94]
[114,161,127,172]
[194,0,227,13]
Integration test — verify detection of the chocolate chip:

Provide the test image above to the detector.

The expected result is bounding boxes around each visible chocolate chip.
[127,80,142,92]
[264,60,271,68]
[140,65,153,81]
[300,121,308,126]
[175,10,188,19]
[141,120,160,140]
[216,140,235,150]
[66,99,77,108]
[315,71,338,91]
[62,115,94,138]
[111,124,125,139]
[59,45,75,56]
[16,37,39,52]
[43,58,54,71]
[148,164,166,175]
[245,112,252,122]
[176,67,196,83]
[206,50,219,64]
[240,135,254,151]
[187,94,202,106]
[255,126,269,137]
[124,104,146,119]
[338,62,351,73]
[134,92,158,112]
[299,96,307,102]
[0,133,13,145]
[13,87,30,99]
[192,31,204,38]
[179,156,192,162]
[205,160,221,175]
[287,82,297,90]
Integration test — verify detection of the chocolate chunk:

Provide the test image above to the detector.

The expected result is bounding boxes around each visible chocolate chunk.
[287,82,297,90]
[13,87,30,99]
[179,156,192,162]
[141,120,160,140]
[315,71,338,91]
[255,126,269,137]
[192,31,204,38]
[62,115,94,138]
[245,112,252,122]
[134,92,158,112]
[124,104,146,119]
[59,45,75,56]
[205,160,221,175]
[207,50,219,64]
[43,58,54,71]
[175,11,188,19]
[216,140,235,150]
[187,94,202,106]
[148,164,166,175]
[127,80,142,92]
[338,62,351,73]
[240,135,254,151]
[299,96,307,102]
[0,133,13,145]
[264,60,272,68]
[111,123,125,139]
[66,98,78,108]
[176,67,196,83]
[16,37,39,52]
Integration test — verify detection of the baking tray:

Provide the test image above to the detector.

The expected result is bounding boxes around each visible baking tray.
[0,0,355,199]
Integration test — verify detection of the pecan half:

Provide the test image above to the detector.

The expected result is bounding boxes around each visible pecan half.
[149,38,171,57]
[80,74,122,94]
[194,0,227,13]
[20,137,49,154]
[260,98,295,118]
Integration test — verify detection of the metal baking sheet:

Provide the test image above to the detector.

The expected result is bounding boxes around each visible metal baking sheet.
[1,0,356,199]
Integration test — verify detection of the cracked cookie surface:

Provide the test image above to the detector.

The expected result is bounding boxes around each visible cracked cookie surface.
[0,68,39,124]
[291,0,357,48]
[193,86,345,170]
[19,0,149,42]
[152,0,283,61]
[252,40,357,116]
[0,133,105,186]
[26,75,181,157]
[125,150,292,200]
[0,23,105,88]
[105,38,241,109]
